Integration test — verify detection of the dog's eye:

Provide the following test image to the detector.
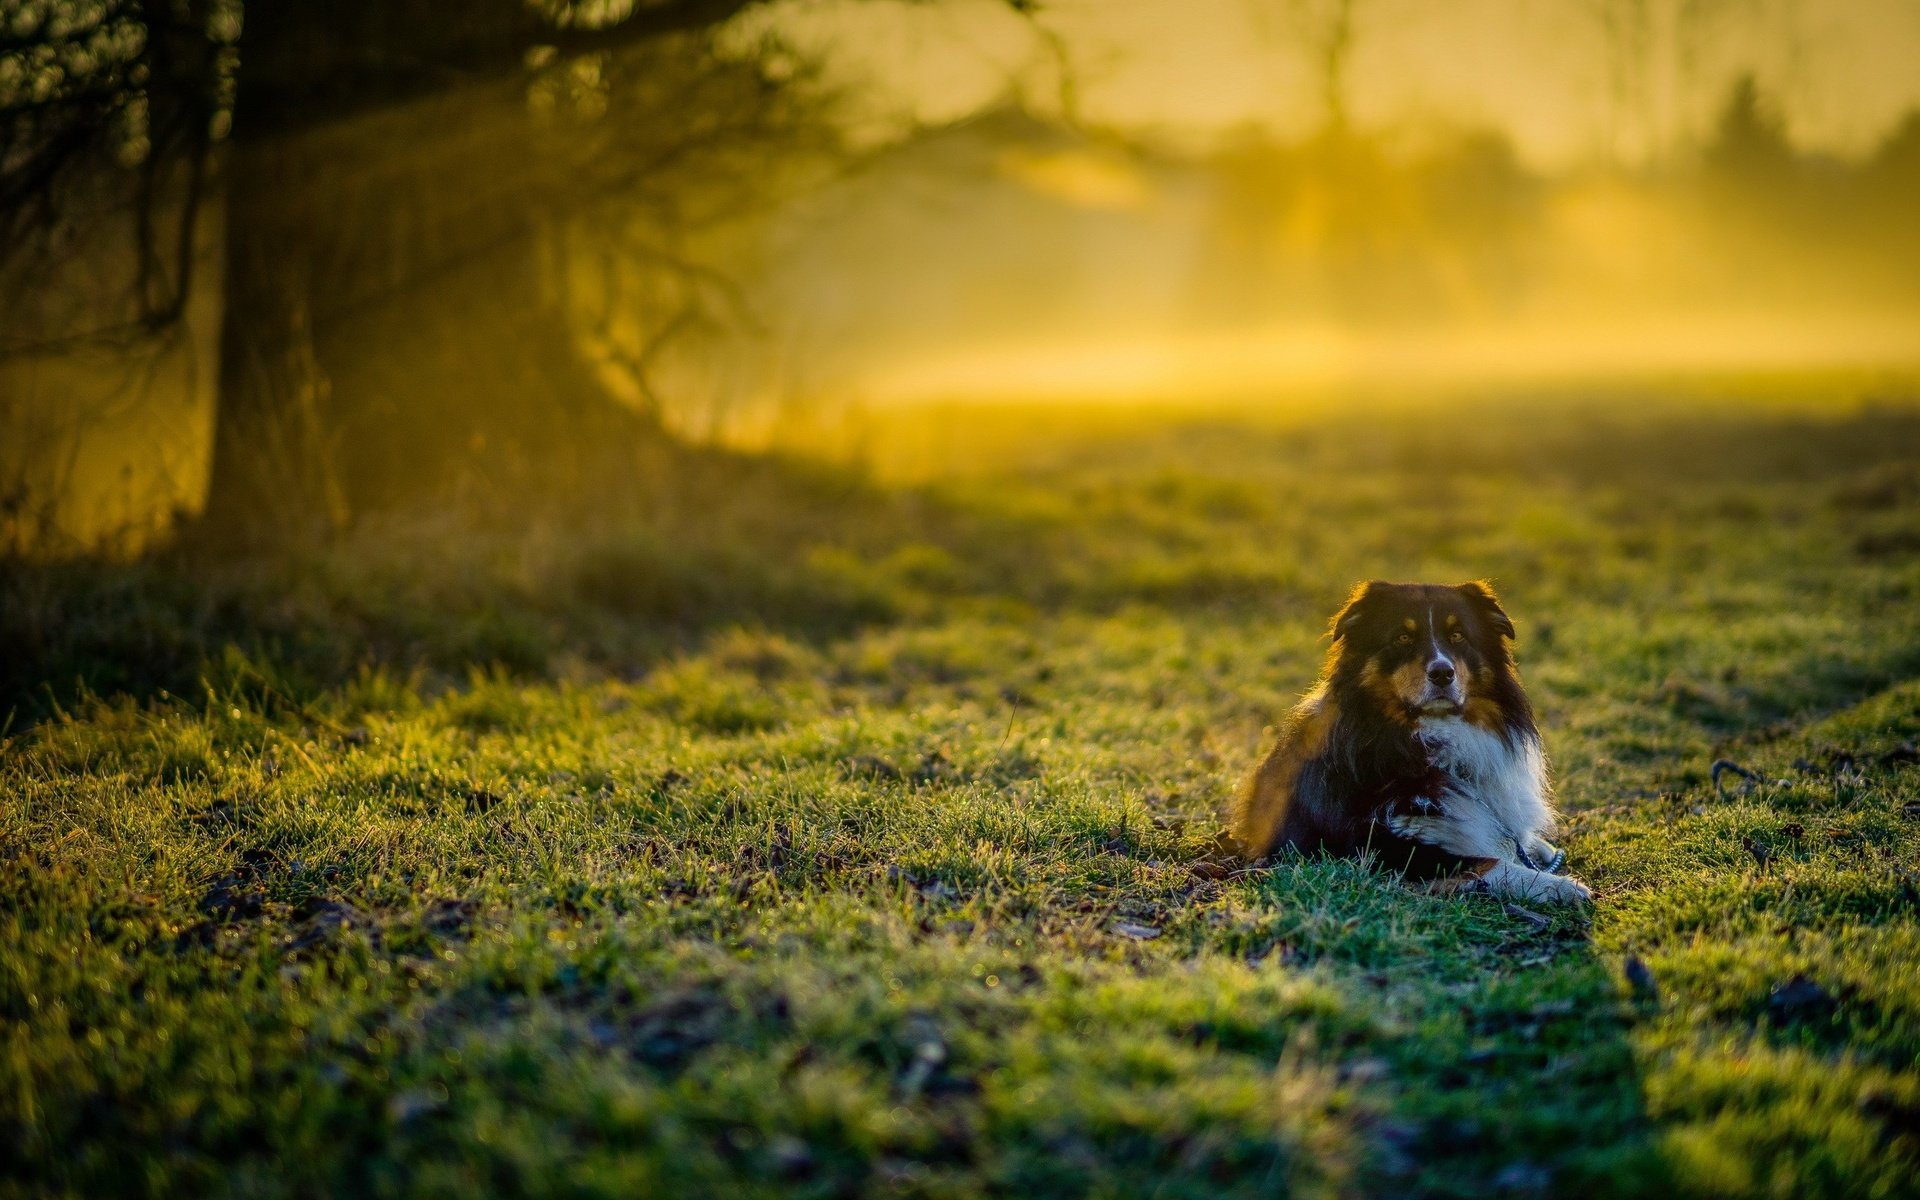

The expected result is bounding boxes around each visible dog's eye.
[1449,630,1465,643]
[1396,633,1413,645]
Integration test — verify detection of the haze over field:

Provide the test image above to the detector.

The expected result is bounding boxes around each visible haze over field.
[1,1,1918,541]
[728,0,1920,411]
[765,0,1920,163]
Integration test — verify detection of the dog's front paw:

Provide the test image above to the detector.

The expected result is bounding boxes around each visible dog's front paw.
[1484,860,1592,904]
[1534,871,1591,904]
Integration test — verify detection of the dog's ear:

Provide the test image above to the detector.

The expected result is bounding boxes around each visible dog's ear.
[1457,580,1515,640]
[1329,580,1387,643]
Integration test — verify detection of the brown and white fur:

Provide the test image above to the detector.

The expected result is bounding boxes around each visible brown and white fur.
[1232,580,1590,904]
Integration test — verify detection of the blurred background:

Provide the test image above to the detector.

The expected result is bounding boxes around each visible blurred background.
[3,0,1919,555]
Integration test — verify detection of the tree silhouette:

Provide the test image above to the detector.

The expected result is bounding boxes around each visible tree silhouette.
[1,2,881,542]
[1704,72,1793,180]
[202,2,834,539]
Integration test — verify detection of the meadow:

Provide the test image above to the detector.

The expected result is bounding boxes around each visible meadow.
[5,378,1920,1198]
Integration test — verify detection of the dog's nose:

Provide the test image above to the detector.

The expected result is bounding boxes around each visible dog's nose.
[1427,662,1456,687]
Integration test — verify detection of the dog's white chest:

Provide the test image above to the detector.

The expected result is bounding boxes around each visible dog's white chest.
[1415,716,1553,848]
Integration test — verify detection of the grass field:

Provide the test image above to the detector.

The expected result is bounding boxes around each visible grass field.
[5,379,1920,1198]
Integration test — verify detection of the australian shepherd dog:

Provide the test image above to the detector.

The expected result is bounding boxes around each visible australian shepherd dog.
[1232,580,1591,903]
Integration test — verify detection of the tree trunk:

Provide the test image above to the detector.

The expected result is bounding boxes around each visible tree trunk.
[195,3,763,546]
[200,134,351,544]
[198,76,648,544]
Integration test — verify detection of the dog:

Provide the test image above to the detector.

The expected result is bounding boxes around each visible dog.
[1231,580,1591,903]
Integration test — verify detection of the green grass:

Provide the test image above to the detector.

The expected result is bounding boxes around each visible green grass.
[5,381,1920,1197]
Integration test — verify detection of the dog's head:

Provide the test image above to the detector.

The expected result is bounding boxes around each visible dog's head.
[1325,580,1519,722]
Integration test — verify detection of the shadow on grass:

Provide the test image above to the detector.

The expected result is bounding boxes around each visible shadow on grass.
[1229,858,1661,1195]
[1,440,1004,723]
